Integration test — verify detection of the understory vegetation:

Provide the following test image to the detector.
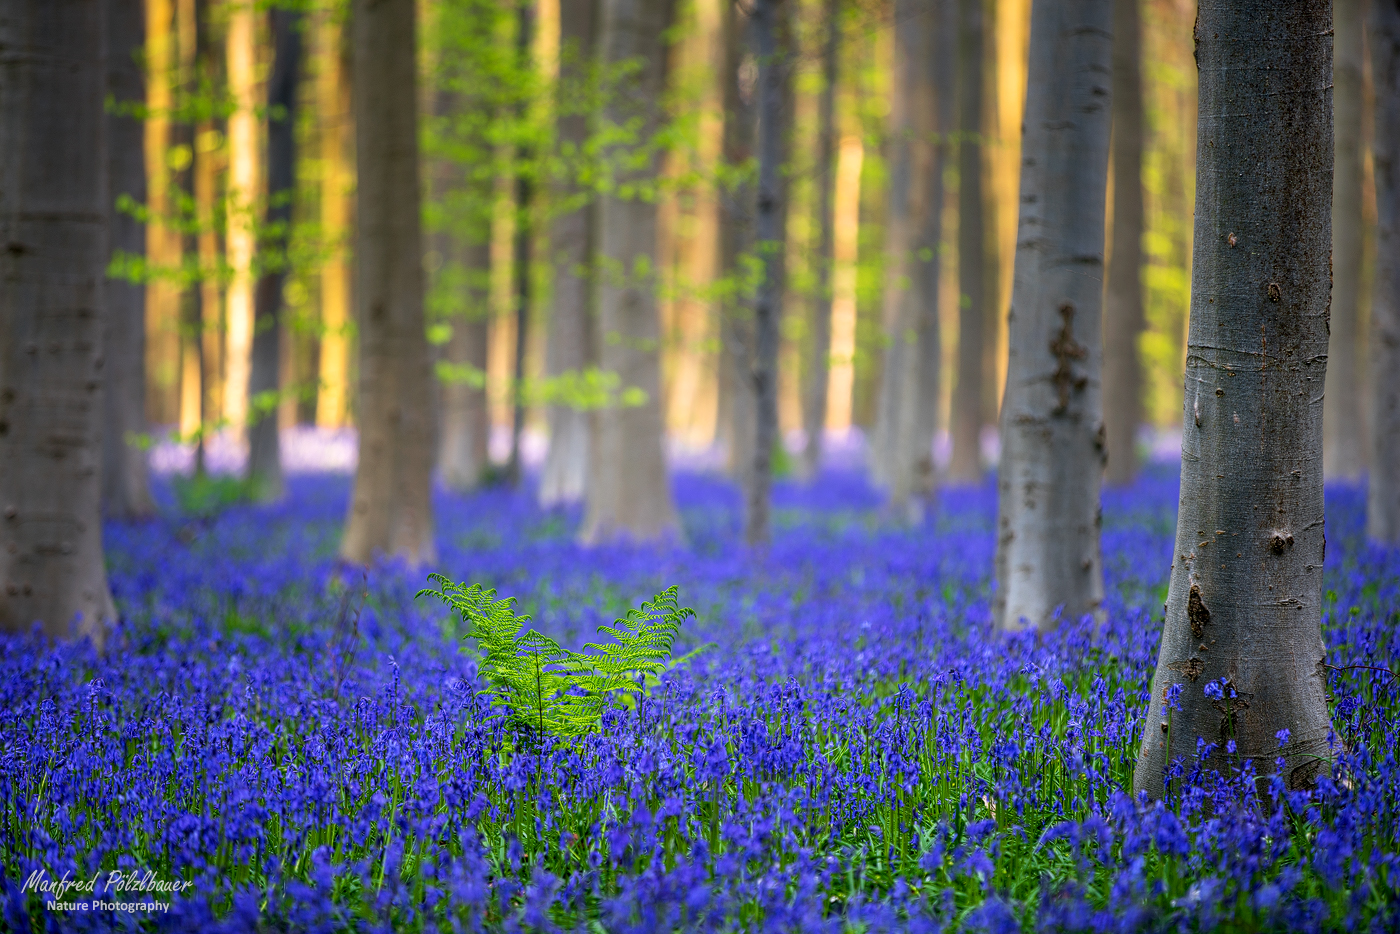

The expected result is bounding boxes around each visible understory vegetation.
[2,466,1398,932]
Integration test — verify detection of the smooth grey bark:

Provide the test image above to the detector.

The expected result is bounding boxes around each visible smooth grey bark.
[947,0,987,483]
[342,0,437,566]
[579,0,680,545]
[992,0,1111,633]
[1326,0,1367,481]
[246,7,303,502]
[1103,0,1144,486]
[1134,0,1335,799]
[436,244,491,490]
[103,0,156,520]
[0,0,116,644]
[800,0,840,479]
[540,0,599,507]
[506,4,534,486]
[1370,0,1400,543]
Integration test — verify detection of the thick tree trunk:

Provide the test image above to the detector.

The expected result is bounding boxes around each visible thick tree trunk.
[0,0,116,643]
[1370,1,1400,543]
[800,0,840,479]
[342,0,437,566]
[993,0,1111,633]
[103,0,156,520]
[540,0,599,507]
[1103,0,1144,486]
[1326,0,1367,481]
[948,0,987,483]
[579,0,680,545]
[246,7,302,502]
[1134,0,1335,799]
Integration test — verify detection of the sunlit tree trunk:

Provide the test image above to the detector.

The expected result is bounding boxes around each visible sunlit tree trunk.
[800,0,840,479]
[315,11,352,429]
[0,0,116,643]
[948,0,987,483]
[1103,0,1143,486]
[580,0,681,544]
[993,0,1111,633]
[342,0,436,566]
[246,6,303,501]
[541,0,599,506]
[1370,0,1400,543]
[1135,0,1335,799]
[103,0,156,520]
[223,0,257,439]
[1326,0,1367,481]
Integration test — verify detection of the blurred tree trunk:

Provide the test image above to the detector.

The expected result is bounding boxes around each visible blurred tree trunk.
[717,0,756,484]
[993,0,1111,633]
[744,0,792,546]
[1103,0,1144,485]
[223,1,258,441]
[103,0,156,520]
[342,0,437,566]
[1371,0,1400,543]
[1135,0,1335,798]
[800,0,840,479]
[540,0,599,507]
[948,0,987,483]
[581,0,681,545]
[247,6,303,502]
[174,0,205,473]
[506,4,534,486]
[1326,0,1367,480]
[0,0,116,643]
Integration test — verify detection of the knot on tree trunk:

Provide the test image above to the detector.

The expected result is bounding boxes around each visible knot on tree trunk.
[1050,303,1088,414]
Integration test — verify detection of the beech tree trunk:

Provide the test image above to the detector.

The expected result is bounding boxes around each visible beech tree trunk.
[246,6,302,502]
[993,0,1111,633]
[0,0,116,643]
[436,248,491,490]
[579,0,680,545]
[1134,0,1335,799]
[948,0,987,483]
[103,0,156,520]
[506,4,534,487]
[800,0,840,479]
[540,0,599,507]
[342,0,437,566]
[1326,0,1367,481]
[1370,0,1400,543]
[1103,0,1144,486]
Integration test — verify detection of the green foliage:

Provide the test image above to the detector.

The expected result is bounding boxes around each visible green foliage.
[417,576,705,742]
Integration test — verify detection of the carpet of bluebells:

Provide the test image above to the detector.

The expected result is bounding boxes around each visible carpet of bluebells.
[2,460,1400,932]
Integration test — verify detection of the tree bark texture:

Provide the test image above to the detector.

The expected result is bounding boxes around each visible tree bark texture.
[342,0,437,566]
[1103,0,1144,486]
[993,0,1111,633]
[246,7,302,502]
[800,0,840,479]
[1369,0,1400,542]
[103,0,156,520]
[0,0,116,643]
[580,0,680,545]
[1325,0,1367,480]
[1134,0,1335,799]
[948,0,988,483]
[540,0,599,507]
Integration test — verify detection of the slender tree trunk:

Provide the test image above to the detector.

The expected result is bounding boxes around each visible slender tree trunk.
[173,1,205,473]
[0,0,116,643]
[1370,0,1400,543]
[744,0,791,546]
[1326,0,1367,480]
[540,0,599,506]
[801,0,840,479]
[103,0,156,520]
[993,0,1111,633]
[506,4,534,486]
[436,244,492,490]
[948,0,987,483]
[342,0,437,566]
[1134,0,1335,799]
[579,0,680,545]
[1103,0,1144,485]
[718,0,756,483]
[247,7,303,501]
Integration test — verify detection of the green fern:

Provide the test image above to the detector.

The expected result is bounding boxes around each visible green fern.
[416,575,706,742]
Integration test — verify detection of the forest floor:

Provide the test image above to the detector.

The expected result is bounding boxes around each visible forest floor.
[2,464,1398,932]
